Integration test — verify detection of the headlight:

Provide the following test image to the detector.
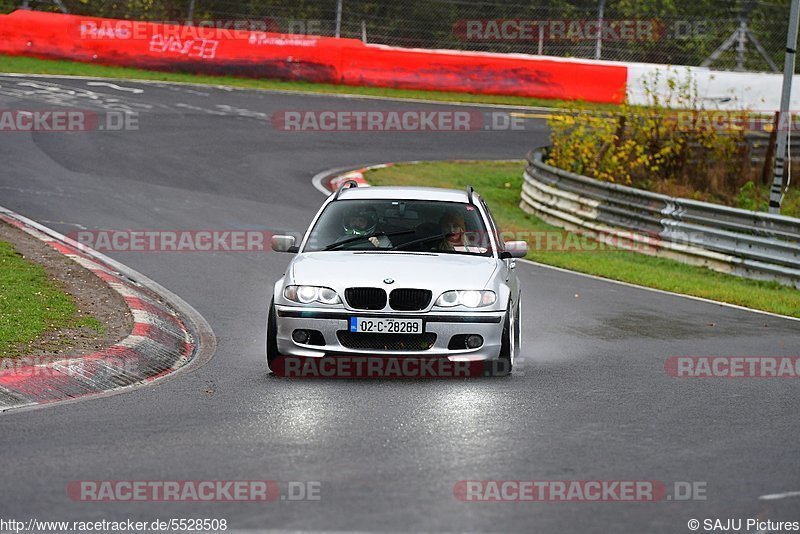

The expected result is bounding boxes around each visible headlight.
[284,285,341,305]
[435,290,496,308]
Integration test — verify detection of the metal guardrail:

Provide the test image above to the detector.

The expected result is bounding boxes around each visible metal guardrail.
[521,147,800,288]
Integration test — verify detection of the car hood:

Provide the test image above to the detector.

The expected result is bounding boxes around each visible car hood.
[289,252,498,290]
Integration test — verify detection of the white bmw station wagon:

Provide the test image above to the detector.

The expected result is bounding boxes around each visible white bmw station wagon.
[267,181,527,376]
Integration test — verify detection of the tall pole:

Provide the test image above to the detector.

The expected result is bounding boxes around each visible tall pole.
[335,0,343,38]
[595,0,606,60]
[735,18,747,71]
[537,24,544,55]
[769,0,800,213]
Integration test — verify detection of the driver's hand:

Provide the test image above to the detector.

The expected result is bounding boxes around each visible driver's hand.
[369,236,380,247]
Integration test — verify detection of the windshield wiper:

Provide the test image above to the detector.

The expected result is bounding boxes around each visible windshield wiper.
[324,230,414,251]
[388,233,447,251]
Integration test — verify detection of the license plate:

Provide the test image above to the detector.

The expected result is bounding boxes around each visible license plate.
[349,317,423,334]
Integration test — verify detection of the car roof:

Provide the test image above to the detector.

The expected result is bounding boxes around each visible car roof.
[334,186,471,203]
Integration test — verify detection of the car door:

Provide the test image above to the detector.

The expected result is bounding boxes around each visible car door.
[478,197,520,310]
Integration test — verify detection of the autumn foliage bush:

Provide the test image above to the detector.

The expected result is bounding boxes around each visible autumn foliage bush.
[547,70,751,202]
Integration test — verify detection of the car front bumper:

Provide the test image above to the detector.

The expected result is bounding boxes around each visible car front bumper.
[274,305,505,361]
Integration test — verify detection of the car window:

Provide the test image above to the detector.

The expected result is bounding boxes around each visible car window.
[303,199,492,255]
[480,197,504,252]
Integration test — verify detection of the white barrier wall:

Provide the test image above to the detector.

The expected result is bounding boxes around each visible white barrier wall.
[627,63,800,111]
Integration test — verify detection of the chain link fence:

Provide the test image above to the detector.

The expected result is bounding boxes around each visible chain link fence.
[3,0,793,73]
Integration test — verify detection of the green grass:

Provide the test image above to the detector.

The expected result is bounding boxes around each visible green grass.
[365,160,800,319]
[0,54,619,112]
[736,180,800,218]
[0,240,102,357]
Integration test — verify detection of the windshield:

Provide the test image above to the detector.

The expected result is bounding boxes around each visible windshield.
[303,199,493,255]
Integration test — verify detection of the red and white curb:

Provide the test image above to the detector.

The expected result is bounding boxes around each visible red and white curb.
[312,163,395,195]
[0,207,216,413]
[327,169,372,190]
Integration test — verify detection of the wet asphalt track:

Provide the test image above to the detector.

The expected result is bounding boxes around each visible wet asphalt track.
[0,75,798,533]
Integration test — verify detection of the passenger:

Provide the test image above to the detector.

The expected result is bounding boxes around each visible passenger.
[437,212,468,251]
[437,212,486,253]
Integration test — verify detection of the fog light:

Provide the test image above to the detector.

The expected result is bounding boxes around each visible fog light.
[292,329,310,344]
[465,335,483,349]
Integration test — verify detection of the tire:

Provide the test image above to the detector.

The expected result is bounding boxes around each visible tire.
[513,298,522,362]
[266,298,281,369]
[493,308,513,377]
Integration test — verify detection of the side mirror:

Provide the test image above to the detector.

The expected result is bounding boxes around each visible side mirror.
[504,240,528,258]
[271,235,298,253]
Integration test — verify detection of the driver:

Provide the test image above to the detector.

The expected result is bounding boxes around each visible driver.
[341,205,390,247]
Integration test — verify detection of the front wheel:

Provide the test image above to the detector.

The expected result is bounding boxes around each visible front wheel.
[266,298,281,369]
[513,298,521,363]
[492,309,513,377]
